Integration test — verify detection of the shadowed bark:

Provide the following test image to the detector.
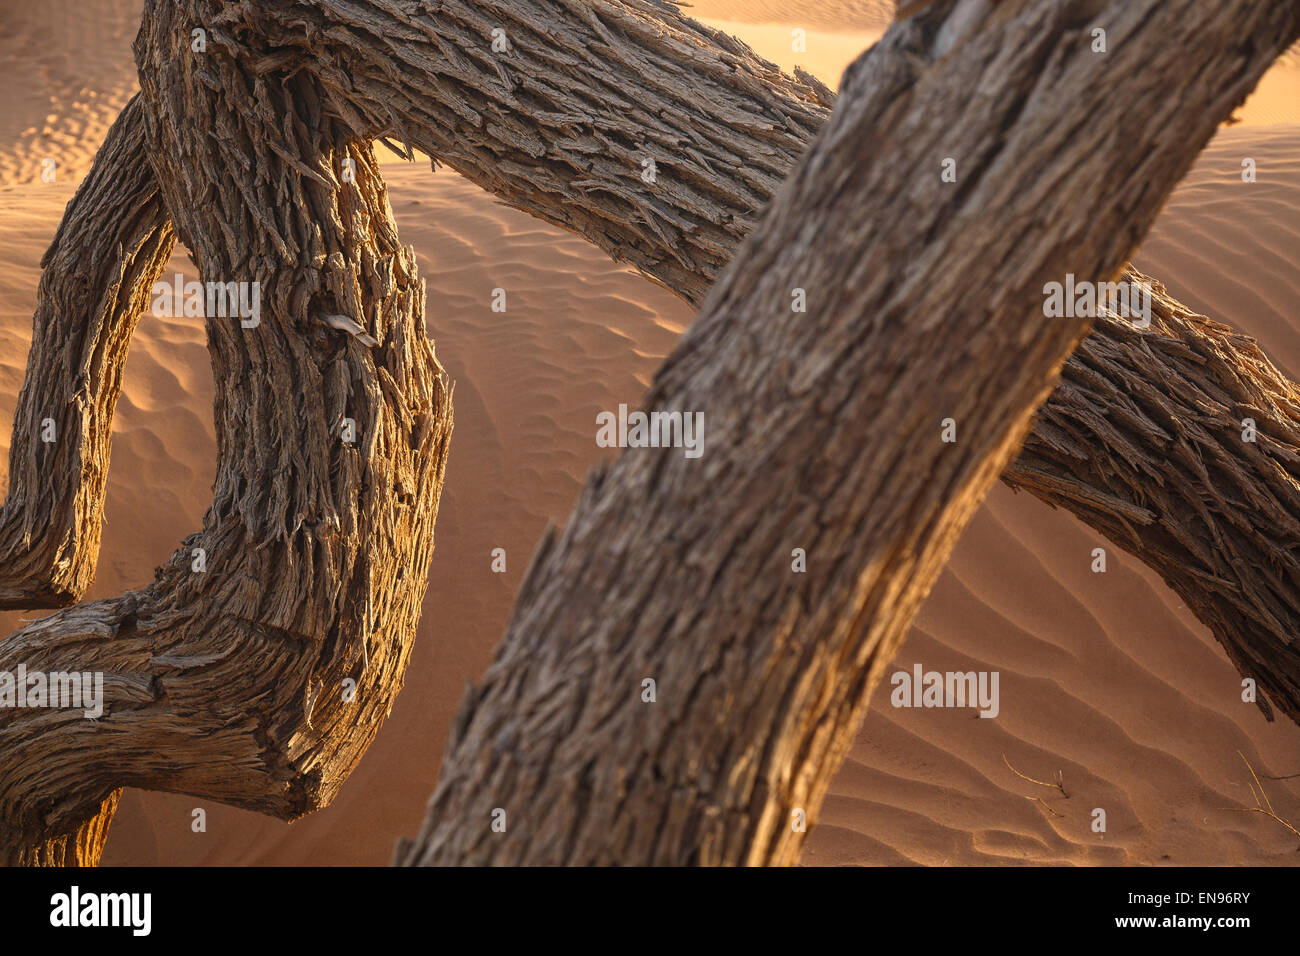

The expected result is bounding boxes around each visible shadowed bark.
[0,0,453,863]
[394,0,1300,865]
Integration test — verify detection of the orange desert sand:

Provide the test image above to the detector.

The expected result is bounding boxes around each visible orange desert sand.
[2,0,1299,865]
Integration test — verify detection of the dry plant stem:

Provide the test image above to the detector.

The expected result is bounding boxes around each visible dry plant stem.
[0,0,453,864]
[1219,752,1300,840]
[1031,797,1064,818]
[1002,753,1067,797]
[397,0,1300,865]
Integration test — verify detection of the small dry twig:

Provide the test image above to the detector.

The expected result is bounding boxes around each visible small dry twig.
[1219,751,1300,841]
[1003,753,1069,798]
[1029,796,1065,818]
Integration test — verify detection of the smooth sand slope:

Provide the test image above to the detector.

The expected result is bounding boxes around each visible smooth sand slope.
[1,0,1299,865]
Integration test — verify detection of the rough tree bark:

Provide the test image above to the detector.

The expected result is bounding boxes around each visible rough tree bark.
[0,0,1296,866]
[0,0,453,864]
[1004,283,1300,724]
[393,0,1300,865]
[0,97,175,609]
[12,0,1300,726]
[262,0,1300,725]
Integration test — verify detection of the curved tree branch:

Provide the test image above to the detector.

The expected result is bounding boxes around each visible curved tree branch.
[0,0,453,864]
[0,96,174,609]
[1004,282,1300,723]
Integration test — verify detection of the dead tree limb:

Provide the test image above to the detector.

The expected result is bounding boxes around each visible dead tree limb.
[0,0,454,864]
[0,96,175,609]
[394,0,1300,865]
[1004,285,1300,724]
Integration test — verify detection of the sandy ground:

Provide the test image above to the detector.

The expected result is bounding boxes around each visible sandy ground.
[1,0,1299,866]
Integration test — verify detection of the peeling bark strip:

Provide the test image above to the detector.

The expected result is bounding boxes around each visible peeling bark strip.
[398,0,1300,866]
[0,97,175,609]
[0,0,453,863]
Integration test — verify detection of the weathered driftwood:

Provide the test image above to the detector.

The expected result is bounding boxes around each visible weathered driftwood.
[393,0,1300,865]
[0,0,453,864]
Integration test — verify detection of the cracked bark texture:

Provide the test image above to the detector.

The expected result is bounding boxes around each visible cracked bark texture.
[394,0,1300,865]
[176,0,1300,723]
[1,0,1297,866]
[0,0,453,864]
[1004,282,1300,724]
[0,97,175,610]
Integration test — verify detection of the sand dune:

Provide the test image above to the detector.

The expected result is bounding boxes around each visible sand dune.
[0,0,141,187]
[1135,126,1300,378]
[2,0,1299,866]
[686,0,894,31]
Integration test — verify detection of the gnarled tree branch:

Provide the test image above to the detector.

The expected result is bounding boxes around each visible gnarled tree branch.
[10,1,1299,730]
[0,0,453,864]
[262,0,1300,724]
[2,0,1297,867]
[0,96,174,610]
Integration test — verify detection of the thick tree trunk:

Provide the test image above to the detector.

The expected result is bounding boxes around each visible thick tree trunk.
[0,0,453,863]
[394,0,1300,865]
